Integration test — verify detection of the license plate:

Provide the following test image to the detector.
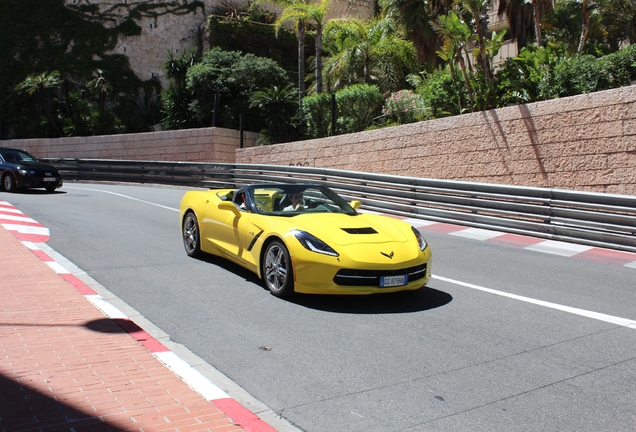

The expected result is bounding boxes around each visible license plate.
[42,178,56,182]
[380,275,407,287]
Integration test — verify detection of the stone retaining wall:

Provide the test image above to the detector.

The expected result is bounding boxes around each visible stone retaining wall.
[237,85,636,195]
[3,127,258,163]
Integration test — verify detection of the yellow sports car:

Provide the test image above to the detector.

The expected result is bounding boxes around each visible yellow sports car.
[180,184,432,297]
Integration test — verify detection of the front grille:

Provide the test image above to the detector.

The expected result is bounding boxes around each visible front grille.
[333,264,427,287]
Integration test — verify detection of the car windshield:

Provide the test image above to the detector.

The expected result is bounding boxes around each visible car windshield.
[245,184,357,216]
[1,149,38,163]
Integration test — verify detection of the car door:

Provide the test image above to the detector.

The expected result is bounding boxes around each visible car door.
[201,201,253,265]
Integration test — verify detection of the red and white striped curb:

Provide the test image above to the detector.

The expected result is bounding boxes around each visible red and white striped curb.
[2,200,277,432]
[382,214,636,269]
[1,200,50,242]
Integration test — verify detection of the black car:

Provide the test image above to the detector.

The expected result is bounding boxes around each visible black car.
[0,147,63,193]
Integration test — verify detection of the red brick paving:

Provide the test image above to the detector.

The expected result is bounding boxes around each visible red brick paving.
[0,226,243,432]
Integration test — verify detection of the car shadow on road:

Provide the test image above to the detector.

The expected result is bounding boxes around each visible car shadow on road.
[191,252,452,313]
[288,286,452,314]
[1,188,66,195]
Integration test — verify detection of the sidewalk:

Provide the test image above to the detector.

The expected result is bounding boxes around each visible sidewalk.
[0,223,268,432]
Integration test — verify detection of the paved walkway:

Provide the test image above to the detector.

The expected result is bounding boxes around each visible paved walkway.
[0,223,266,432]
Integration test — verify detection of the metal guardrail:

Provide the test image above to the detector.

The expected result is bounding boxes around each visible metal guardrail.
[46,158,636,253]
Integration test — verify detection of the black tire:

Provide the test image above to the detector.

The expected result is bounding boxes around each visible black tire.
[3,174,16,192]
[182,212,202,258]
[45,186,57,193]
[262,240,294,298]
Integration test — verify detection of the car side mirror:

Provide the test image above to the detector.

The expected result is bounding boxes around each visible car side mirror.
[218,201,242,217]
[350,200,361,210]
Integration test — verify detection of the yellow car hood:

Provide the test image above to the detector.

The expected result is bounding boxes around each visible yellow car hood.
[287,213,411,246]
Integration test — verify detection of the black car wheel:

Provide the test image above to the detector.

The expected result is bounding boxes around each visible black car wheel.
[182,211,202,257]
[262,240,294,297]
[2,173,16,192]
[45,186,57,193]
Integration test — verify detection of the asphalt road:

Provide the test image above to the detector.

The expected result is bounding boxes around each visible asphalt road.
[5,183,636,432]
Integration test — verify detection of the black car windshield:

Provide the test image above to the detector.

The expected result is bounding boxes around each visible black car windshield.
[244,184,358,216]
[0,149,38,163]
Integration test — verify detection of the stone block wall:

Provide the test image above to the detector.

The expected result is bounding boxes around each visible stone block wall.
[236,85,636,195]
[4,127,258,163]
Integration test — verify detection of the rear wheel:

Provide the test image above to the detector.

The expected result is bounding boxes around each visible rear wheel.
[3,174,16,192]
[262,240,294,298]
[182,212,202,257]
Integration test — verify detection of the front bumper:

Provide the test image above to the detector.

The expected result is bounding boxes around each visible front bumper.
[17,175,63,189]
[290,245,433,295]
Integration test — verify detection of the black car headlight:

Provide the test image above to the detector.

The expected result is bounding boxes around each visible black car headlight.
[291,230,339,257]
[18,169,36,176]
[412,226,428,251]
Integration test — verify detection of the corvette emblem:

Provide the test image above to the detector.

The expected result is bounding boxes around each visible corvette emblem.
[381,251,394,259]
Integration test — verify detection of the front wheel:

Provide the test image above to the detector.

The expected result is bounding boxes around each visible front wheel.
[182,212,202,258]
[262,240,294,298]
[3,174,17,192]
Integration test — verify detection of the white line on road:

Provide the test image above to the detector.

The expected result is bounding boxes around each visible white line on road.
[432,275,636,330]
[67,186,179,212]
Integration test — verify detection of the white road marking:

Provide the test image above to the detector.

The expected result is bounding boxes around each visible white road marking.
[402,218,438,227]
[525,240,593,257]
[449,227,505,241]
[432,275,636,330]
[66,186,179,212]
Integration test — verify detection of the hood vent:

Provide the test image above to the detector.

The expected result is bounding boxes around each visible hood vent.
[341,227,378,234]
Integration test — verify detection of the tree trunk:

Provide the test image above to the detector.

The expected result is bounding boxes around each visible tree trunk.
[297,22,306,103]
[315,24,323,94]
[532,0,542,46]
[456,49,475,109]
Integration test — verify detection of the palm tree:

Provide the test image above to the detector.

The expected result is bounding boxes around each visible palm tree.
[255,0,311,102]
[599,0,636,49]
[432,11,476,107]
[576,0,600,53]
[249,84,299,143]
[456,0,492,81]
[15,71,63,136]
[87,69,111,115]
[322,16,418,94]
[379,0,453,65]
[275,0,333,95]
[498,0,553,47]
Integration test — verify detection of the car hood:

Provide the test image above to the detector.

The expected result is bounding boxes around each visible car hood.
[9,160,57,171]
[284,213,411,246]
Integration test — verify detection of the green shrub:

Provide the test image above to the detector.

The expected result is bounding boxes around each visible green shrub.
[334,84,383,134]
[382,90,427,125]
[540,54,606,98]
[301,93,332,138]
[417,68,468,117]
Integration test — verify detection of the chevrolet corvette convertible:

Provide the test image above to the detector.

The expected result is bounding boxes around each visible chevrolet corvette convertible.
[179,184,432,297]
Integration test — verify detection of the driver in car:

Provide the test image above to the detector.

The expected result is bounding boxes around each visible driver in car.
[283,192,305,211]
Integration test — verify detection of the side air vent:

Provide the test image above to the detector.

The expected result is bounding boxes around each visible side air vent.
[341,227,378,234]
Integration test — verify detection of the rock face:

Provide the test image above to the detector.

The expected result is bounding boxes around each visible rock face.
[73,0,374,89]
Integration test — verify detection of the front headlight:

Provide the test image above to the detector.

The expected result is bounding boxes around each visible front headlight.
[291,230,339,257]
[411,226,428,251]
[18,169,36,176]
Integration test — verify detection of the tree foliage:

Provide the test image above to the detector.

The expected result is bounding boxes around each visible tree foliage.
[164,47,291,132]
